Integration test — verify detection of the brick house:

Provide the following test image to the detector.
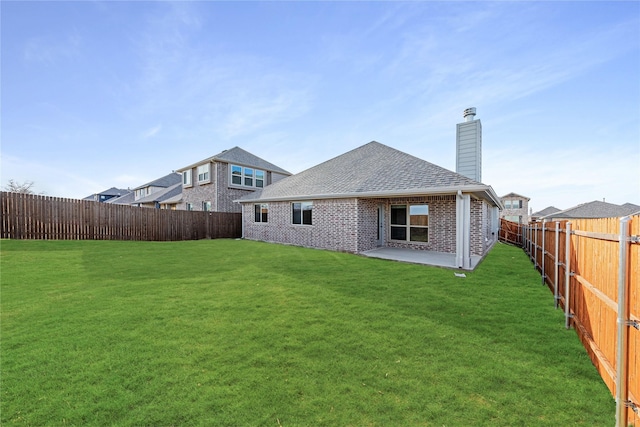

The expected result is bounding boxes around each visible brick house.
[237,141,502,269]
[499,192,530,223]
[176,147,291,212]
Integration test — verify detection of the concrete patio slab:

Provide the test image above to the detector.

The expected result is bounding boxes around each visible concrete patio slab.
[361,247,482,270]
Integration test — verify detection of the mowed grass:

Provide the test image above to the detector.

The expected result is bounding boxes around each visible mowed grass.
[1,239,613,426]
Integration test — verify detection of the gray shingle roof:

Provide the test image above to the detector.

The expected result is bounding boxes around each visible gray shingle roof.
[105,191,135,205]
[543,200,637,219]
[133,173,181,191]
[177,146,291,175]
[83,187,130,200]
[238,141,500,205]
[135,183,182,204]
[531,206,561,217]
[501,192,530,201]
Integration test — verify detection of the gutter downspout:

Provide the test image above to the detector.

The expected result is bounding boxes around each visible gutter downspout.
[456,190,471,269]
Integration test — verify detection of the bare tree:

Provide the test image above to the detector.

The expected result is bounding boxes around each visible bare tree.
[3,179,36,194]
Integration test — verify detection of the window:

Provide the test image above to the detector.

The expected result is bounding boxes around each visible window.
[182,169,192,187]
[203,201,211,211]
[186,203,193,211]
[231,165,242,185]
[255,170,265,188]
[390,205,407,240]
[254,204,268,223]
[292,202,312,225]
[504,200,523,209]
[230,165,265,188]
[390,204,429,242]
[197,164,210,183]
[244,168,253,186]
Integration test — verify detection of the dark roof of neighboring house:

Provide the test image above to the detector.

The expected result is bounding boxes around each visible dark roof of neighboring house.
[620,203,640,215]
[135,183,182,204]
[83,187,130,200]
[177,146,291,175]
[531,206,561,217]
[500,192,530,201]
[237,141,501,206]
[132,173,181,191]
[105,191,136,205]
[542,200,639,219]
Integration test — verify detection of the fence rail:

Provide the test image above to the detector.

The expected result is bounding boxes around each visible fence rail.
[1,192,242,241]
[500,217,639,427]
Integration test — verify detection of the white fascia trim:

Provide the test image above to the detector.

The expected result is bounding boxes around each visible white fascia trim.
[235,185,502,205]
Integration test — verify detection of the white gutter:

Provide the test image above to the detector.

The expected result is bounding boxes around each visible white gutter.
[235,184,502,205]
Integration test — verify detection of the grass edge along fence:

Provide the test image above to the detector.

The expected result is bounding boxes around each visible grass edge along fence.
[0,191,242,241]
[502,216,639,427]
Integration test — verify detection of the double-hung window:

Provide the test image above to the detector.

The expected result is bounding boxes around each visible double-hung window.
[390,204,429,242]
[254,204,268,223]
[197,164,210,183]
[182,169,192,187]
[244,168,254,186]
[292,202,312,225]
[230,165,265,188]
[203,201,211,211]
[255,170,265,188]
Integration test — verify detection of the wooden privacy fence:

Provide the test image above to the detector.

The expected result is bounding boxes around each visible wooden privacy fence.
[498,218,523,246]
[1,192,242,241]
[515,216,639,427]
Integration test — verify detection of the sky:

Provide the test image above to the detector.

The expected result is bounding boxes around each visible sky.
[2,1,639,214]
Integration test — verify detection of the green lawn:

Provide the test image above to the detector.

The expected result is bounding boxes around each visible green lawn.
[1,239,613,426]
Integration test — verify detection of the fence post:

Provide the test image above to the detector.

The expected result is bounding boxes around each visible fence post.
[554,221,560,309]
[541,221,546,285]
[533,223,538,269]
[565,221,572,329]
[615,216,631,427]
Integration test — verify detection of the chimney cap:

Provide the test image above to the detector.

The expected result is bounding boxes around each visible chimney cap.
[463,107,476,121]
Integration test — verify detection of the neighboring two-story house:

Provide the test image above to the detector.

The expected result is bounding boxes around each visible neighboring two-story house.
[176,147,291,212]
[131,173,182,208]
[83,187,131,203]
[500,192,530,223]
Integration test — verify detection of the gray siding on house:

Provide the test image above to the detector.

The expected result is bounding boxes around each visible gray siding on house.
[456,120,482,182]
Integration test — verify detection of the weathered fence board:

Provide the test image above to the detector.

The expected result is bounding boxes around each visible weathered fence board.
[0,192,242,241]
[509,215,639,427]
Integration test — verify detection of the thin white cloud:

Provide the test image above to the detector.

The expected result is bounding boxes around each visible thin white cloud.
[142,124,162,139]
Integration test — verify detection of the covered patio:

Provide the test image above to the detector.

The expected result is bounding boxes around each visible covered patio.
[361,247,482,270]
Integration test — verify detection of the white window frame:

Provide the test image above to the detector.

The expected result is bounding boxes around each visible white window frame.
[182,169,192,187]
[390,204,429,243]
[292,201,313,225]
[202,201,212,211]
[230,164,265,189]
[197,164,210,184]
[254,204,268,223]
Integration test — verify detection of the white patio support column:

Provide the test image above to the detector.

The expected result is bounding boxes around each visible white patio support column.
[456,191,471,269]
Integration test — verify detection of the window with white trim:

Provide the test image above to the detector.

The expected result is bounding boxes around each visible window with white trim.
[390,204,429,242]
[197,164,210,183]
[230,165,265,188]
[255,170,265,188]
[203,201,212,211]
[292,202,312,225]
[182,169,192,187]
[186,203,193,211]
[254,204,268,223]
